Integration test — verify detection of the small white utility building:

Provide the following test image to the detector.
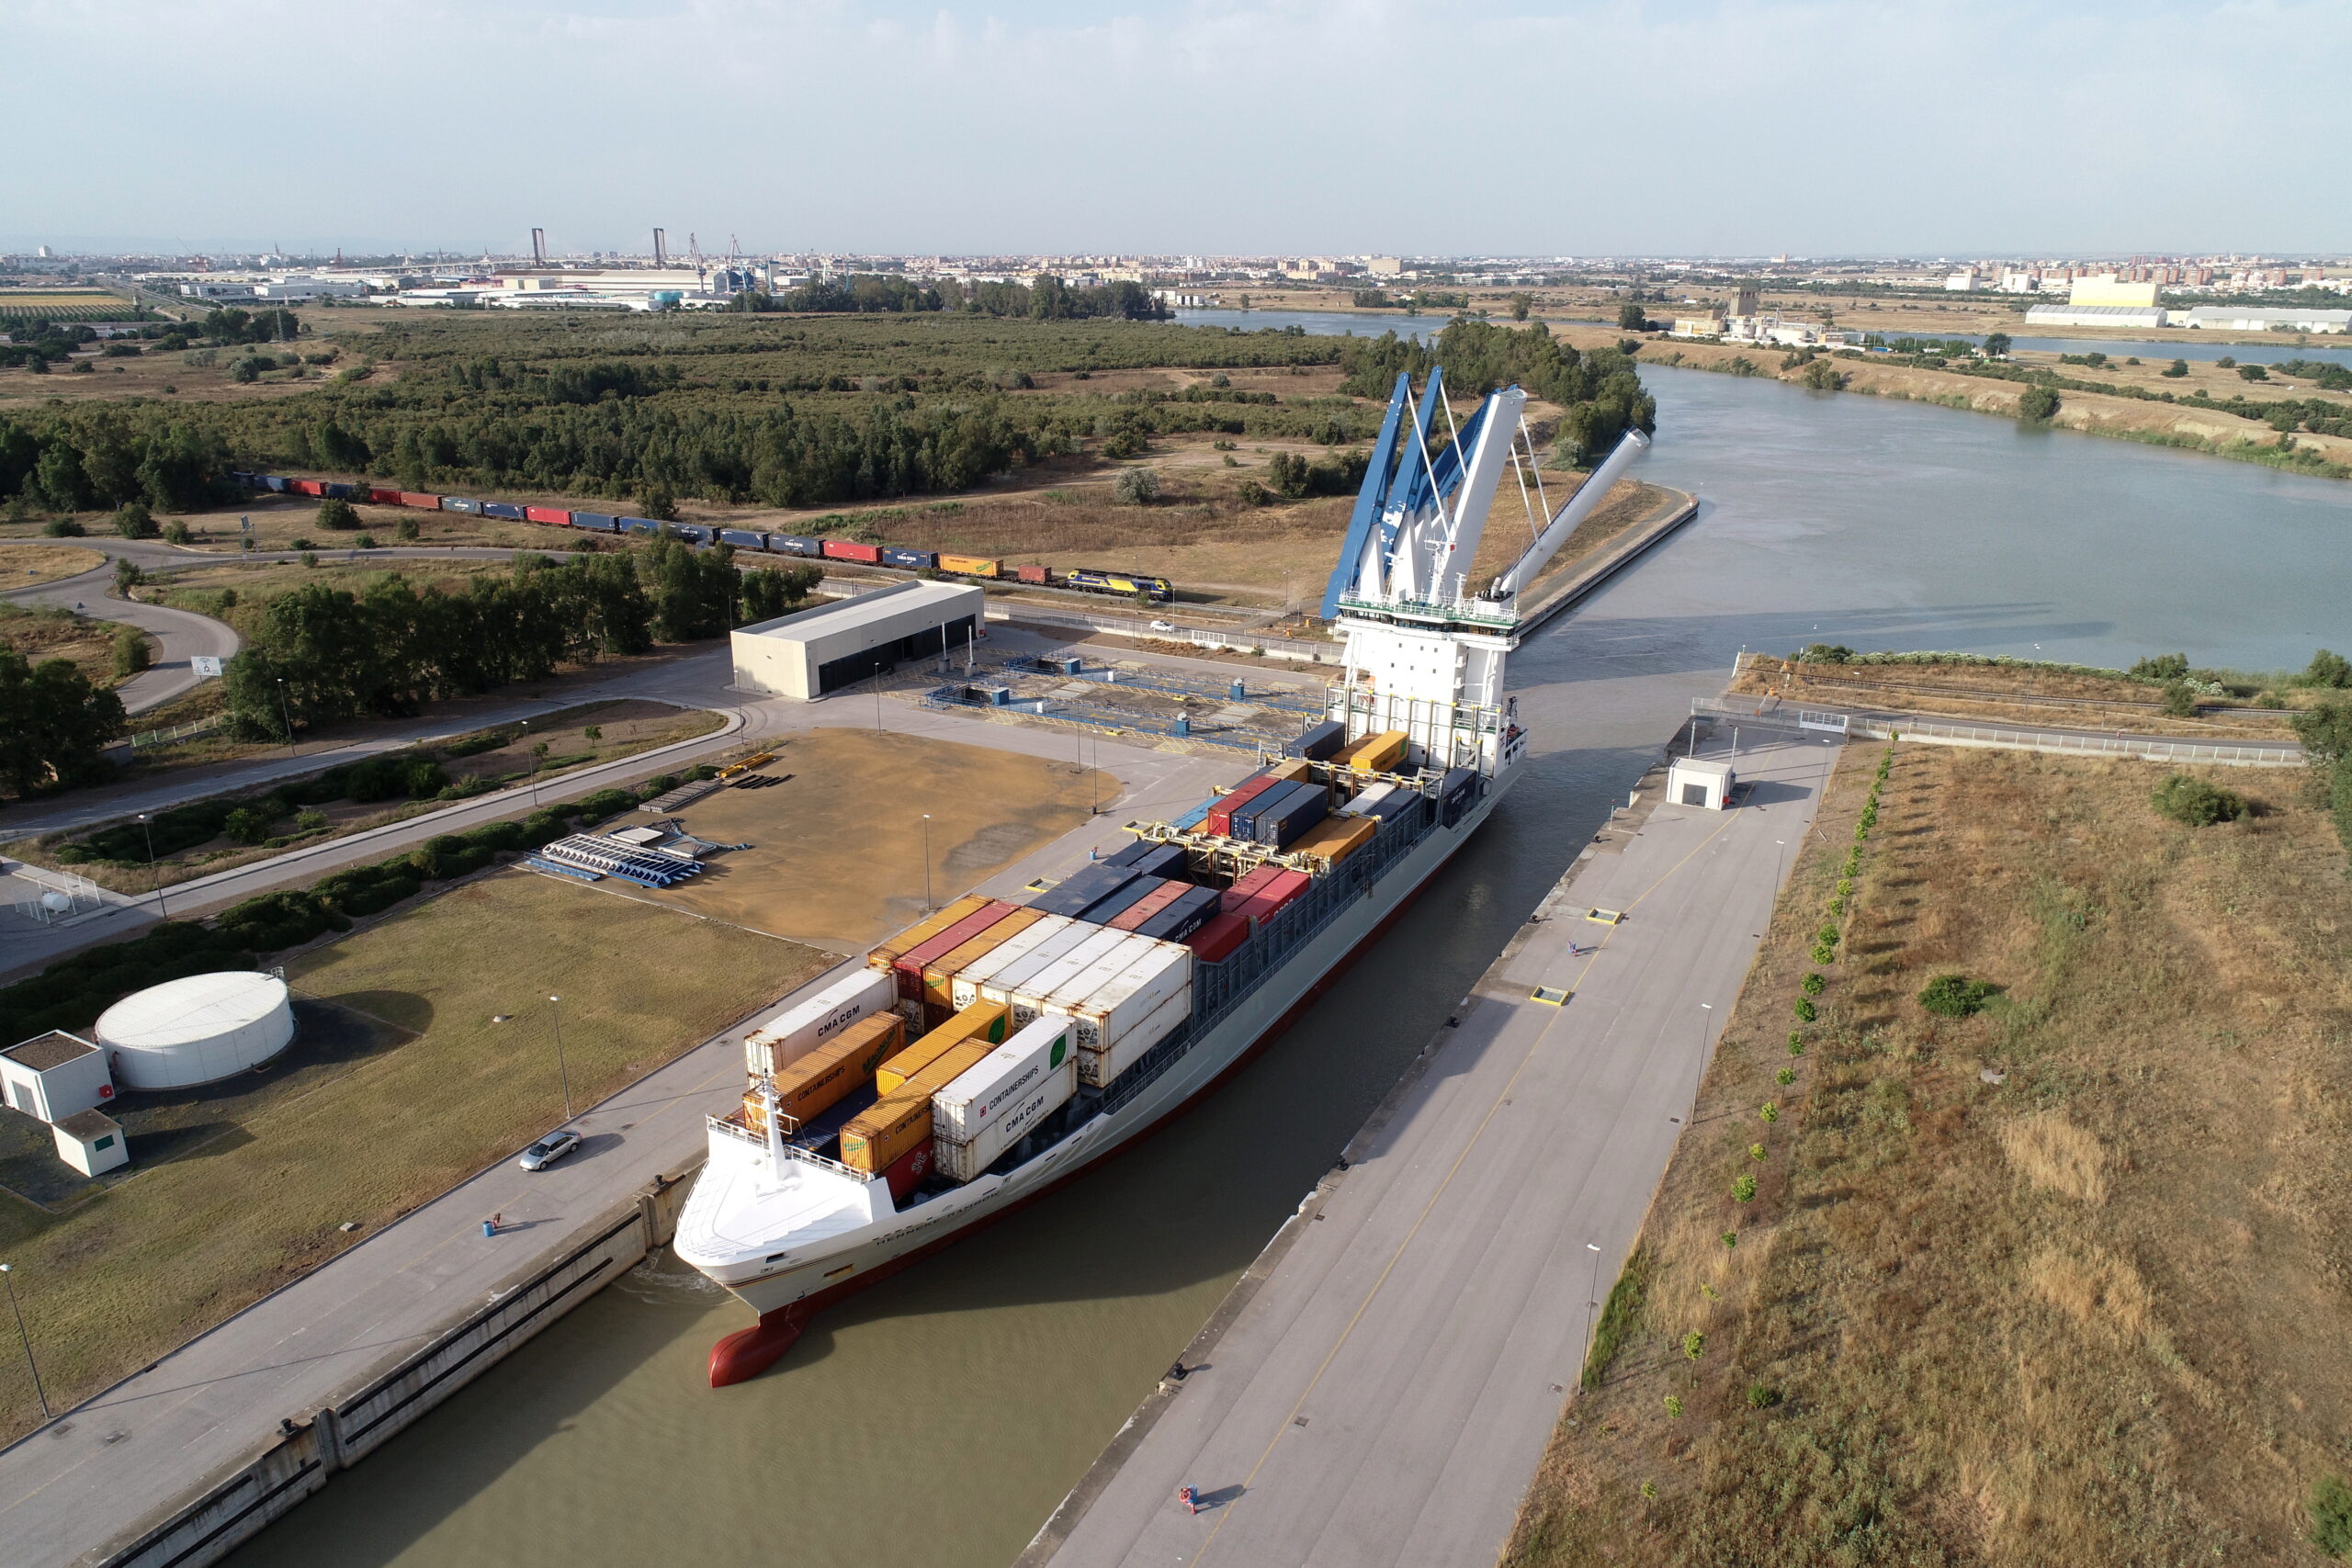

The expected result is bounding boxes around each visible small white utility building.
[53,1109,128,1177]
[1668,756,1736,811]
[0,1031,117,1123]
[730,581,985,701]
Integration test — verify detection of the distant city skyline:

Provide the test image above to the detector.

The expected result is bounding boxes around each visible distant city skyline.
[8,0,2346,257]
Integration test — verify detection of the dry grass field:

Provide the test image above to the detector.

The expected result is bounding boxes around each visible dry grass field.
[1504,744,2352,1567]
[0,870,831,1441]
[0,543,105,586]
[1729,657,2307,739]
[642,728,1113,952]
[0,602,143,690]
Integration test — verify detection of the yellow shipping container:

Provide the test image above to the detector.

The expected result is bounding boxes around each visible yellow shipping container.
[939,553,1000,579]
[922,907,1045,1010]
[1269,758,1314,783]
[741,1012,903,1132]
[1286,815,1376,866]
[868,894,991,974]
[1335,729,1409,773]
[842,1038,996,1171]
[876,998,1010,1093]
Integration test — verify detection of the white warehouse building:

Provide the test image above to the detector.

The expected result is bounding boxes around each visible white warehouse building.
[729,581,986,701]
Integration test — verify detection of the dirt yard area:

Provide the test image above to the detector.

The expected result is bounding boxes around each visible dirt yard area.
[0,543,105,586]
[638,728,1112,952]
[1504,744,2352,1568]
[0,869,831,1441]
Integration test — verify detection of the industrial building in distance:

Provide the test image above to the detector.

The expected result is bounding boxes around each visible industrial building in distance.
[729,581,985,701]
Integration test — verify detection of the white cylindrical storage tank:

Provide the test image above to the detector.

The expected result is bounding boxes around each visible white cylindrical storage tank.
[96,972,295,1089]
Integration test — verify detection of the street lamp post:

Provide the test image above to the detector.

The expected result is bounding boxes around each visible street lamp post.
[548,995,573,1121]
[921,814,933,914]
[1583,1240,1605,1362]
[1690,1001,1715,1124]
[276,676,295,759]
[0,1264,49,1421]
[137,811,166,919]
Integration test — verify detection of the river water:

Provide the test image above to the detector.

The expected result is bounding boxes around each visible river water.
[226,348,2350,1568]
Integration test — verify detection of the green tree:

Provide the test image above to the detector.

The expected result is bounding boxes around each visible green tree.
[112,500,157,539]
[1616,301,1648,332]
[316,497,360,531]
[2238,362,2269,381]
[2309,1475,2352,1559]
[2018,385,2060,422]
[1507,292,1533,321]
[637,488,679,523]
[0,648,127,795]
[1982,332,2012,358]
[2162,358,2189,378]
[110,626,151,677]
[1113,467,1160,505]
[2301,649,2352,689]
[2150,773,2250,826]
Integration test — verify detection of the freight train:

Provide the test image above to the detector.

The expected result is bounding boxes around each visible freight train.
[227,471,1176,601]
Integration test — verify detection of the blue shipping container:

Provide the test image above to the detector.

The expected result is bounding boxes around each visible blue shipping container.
[262,476,288,492]
[1030,863,1137,918]
[1287,719,1346,761]
[1250,783,1329,849]
[1136,885,1219,942]
[1170,801,1213,832]
[441,497,485,514]
[571,512,618,533]
[481,501,526,520]
[321,482,356,501]
[718,529,766,549]
[775,536,825,557]
[879,547,934,570]
[1230,781,1319,843]
[619,517,661,536]
[1078,875,1169,927]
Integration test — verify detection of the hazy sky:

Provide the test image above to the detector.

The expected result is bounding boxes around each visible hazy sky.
[9,0,2346,258]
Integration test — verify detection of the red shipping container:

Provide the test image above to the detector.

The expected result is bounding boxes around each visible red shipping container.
[1231,870,1310,928]
[525,504,572,525]
[1218,864,1280,914]
[290,479,325,497]
[1204,774,1279,838]
[822,539,884,564]
[399,491,442,510]
[1016,564,1049,584]
[1185,911,1250,963]
[892,901,1017,998]
[883,1136,934,1201]
[368,487,404,505]
[1108,881,1186,932]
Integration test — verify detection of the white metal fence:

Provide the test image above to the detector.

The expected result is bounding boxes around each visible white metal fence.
[1690,696,2301,767]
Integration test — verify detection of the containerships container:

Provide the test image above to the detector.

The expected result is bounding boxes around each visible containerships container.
[840,1037,996,1172]
[933,1017,1080,1182]
[742,968,896,1077]
[1135,885,1219,942]
[876,999,1011,1092]
[922,907,1046,1011]
[1075,983,1193,1088]
[947,914,1075,1010]
[1044,938,1192,1055]
[1107,881,1185,932]
[741,1011,903,1132]
[1287,719,1346,761]
[1005,929,1141,1026]
[975,922,1100,1011]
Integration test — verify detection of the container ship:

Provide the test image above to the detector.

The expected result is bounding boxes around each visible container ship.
[675,372,1652,1384]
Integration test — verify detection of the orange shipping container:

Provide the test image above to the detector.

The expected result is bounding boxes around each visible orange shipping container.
[1269,758,1314,783]
[1285,815,1376,866]
[741,1012,903,1132]
[868,895,992,975]
[939,554,1000,579]
[876,999,1010,1093]
[922,908,1045,1010]
[842,1038,995,1172]
[1334,729,1409,773]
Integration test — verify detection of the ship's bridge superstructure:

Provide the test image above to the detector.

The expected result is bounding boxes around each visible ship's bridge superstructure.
[1319,371,1652,777]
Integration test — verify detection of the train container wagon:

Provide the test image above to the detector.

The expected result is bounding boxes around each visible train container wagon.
[619,516,662,536]
[398,491,442,510]
[773,536,826,558]
[321,482,359,501]
[938,554,1001,579]
[571,512,619,532]
[1014,564,1049,585]
[525,505,572,525]
[441,497,485,515]
[669,524,714,546]
[718,528,767,550]
[879,547,935,570]
[260,476,289,492]
[821,540,883,564]
[230,470,257,488]
[368,488,406,505]
[288,479,325,497]
[481,501,526,521]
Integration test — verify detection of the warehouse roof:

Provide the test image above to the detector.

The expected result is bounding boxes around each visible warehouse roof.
[740,580,983,641]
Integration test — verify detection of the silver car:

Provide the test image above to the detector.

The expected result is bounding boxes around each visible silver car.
[518,1130,582,1171]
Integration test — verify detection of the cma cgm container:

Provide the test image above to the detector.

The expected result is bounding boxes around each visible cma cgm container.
[949,914,1078,1010]
[398,491,442,511]
[822,540,884,564]
[741,967,895,1077]
[972,921,1097,1011]
[841,1037,995,1172]
[939,554,1000,579]
[571,512,619,533]
[525,504,572,525]
[441,497,486,515]
[481,501,526,521]
[879,547,934,570]
[740,1011,903,1132]
[718,528,766,549]
[932,1016,1080,1182]
[1039,936,1186,1052]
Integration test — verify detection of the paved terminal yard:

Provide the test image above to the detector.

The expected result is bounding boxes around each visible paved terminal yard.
[1027,730,1838,1568]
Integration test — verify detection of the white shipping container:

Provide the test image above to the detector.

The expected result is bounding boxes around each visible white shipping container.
[949,914,1075,1010]
[1076,984,1193,1088]
[1050,941,1191,1053]
[1342,782,1398,816]
[1001,928,1135,1025]
[742,968,895,1077]
[935,1055,1079,1182]
[978,922,1098,1010]
[932,1015,1076,1143]
[1032,932,1155,1021]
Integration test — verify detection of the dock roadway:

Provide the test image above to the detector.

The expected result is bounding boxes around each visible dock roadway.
[1031,732,1838,1568]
